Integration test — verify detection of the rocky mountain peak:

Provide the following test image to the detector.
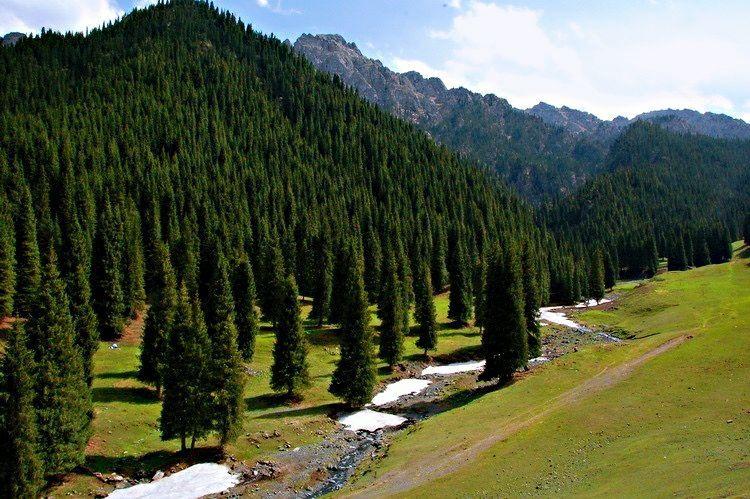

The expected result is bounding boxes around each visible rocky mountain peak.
[2,32,26,47]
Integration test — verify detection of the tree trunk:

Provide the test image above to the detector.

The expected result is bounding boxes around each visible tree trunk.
[180,434,186,452]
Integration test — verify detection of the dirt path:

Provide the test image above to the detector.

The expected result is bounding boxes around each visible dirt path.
[346,334,690,498]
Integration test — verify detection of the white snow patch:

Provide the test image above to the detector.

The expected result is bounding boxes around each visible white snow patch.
[421,359,486,376]
[539,307,581,329]
[107,463,239,499]
[338,409,407,432]
[573,298,611,308]
[371,379,431,406]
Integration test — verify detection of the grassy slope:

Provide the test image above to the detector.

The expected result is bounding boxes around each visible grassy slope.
[56,293,483,495]
[344,244,750,497]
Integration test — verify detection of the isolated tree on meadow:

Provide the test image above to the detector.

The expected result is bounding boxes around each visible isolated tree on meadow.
[139,242,177,397]
[479,244,528,384]
[231,257,260,361]
[472,254,487,333]
[0,323,43,499]
[29,250,91,476]
[204,254,245,447]
[258,241,285,326]
[378,252,405,367]
[271,275,311,398]
[160,284,212,451]
[329,241,376,407]
[447,240,472,325]
[414,262,437,356]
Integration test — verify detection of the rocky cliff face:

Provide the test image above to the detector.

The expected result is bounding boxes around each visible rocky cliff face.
[293,34,606,200]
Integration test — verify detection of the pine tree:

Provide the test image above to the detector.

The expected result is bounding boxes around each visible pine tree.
[414,262,437,356]
[644,230,659,277]
[447,240,472,325]
[92,201,125,340]
[121,207,146,318]
[139,242,177,397]
[160,285,212,451]
[309,234,333,327]
[431,226,448,292]
[0,215,16,317]
[479,244,528,384]
[588,248,606,302]
[259,242,285,326]
[271,275,310,397]
[231,257,260,361]
[14,185,40,319]
[744,214,750,246]
[329,241,376,407]
[378,252,405,367]
[65,218,99,387]
[693,231,711,267]
[603,248,618,289]
[0,323,43,499]
[29,250,91,476]
[204,255,245,447]
[521,246,542,359]
[472,254,487,332]
[667,231,688,271]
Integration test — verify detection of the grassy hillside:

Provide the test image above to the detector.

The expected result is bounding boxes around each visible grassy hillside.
[343,243,750,497]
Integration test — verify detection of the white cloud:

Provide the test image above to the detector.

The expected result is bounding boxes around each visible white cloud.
[135,0,158,9]
[392,1,750,120]
[0,0,123,35]
[255,0,301,16]
[447,0,462,9]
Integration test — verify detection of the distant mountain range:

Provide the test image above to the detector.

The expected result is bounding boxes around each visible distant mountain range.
[527,103,750,142]
[293,33,750,199]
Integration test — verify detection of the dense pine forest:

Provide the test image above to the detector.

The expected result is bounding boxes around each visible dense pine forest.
[542,122,749,284]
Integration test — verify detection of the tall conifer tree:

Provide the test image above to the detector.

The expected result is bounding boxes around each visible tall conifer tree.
[378,252,405,367]
[0,215,16,317]
[521,246,542,358]
[231,257,260,361]
[447,240,472,325]
[330,241,376,407]
[414,262,437,356]
[479,244,528,383]
[309,234,333,327]
[160,285,212,451]
[29,250,91,476]
[139,242,177,397]
[271,275,310,397]
[0,323,43,499]
[92,200,125,340]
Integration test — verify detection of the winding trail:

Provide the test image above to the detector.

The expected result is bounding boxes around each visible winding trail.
[345,334,690,498]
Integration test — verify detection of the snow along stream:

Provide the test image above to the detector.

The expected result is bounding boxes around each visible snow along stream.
[107,463,240,499]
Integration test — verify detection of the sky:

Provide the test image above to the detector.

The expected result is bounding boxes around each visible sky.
[2,0,750,122]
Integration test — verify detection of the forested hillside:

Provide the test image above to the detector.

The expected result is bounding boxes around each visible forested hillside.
[0,1,578,493]
[543,122,749,279]
[294,34,608,200]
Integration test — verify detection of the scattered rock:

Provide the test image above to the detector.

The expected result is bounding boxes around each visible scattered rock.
[151,470,164,481]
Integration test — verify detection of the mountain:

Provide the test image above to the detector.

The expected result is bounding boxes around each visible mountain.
[294,33,750,202]
[543,121,750,277]
[2,32,25,46]
[293,34,608,200]
[0,0,552,323]
[527,102,750,141]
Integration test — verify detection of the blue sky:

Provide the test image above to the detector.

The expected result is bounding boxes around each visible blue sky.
[2,0,750,121]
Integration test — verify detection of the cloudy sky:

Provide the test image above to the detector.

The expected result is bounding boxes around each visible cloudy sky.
[3,0,749,121]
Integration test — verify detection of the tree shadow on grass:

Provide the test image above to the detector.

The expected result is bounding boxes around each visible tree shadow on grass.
[256,402,339,420]
[432,344,483,364]
[92,386,158,405]
[96,370,139,380]
[441,330,480,339]
[85,447,222,475]
[306,329,339,347]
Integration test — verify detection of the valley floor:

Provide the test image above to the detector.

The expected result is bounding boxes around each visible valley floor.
[342,244,750,497]
[53,245,750,497]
